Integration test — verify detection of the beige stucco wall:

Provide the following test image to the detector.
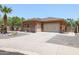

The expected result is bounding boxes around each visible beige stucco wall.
[43,23,60,32]
[35,23,41,32]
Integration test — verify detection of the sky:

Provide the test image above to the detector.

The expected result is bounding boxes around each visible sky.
[1,4,79,20]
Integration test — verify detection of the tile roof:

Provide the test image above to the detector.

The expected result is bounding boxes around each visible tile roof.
[27,17,64,21]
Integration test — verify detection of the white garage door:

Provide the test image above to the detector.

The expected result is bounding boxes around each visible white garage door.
[43,23,60,32]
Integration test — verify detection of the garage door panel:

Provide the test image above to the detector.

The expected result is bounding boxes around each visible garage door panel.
[43,23,60,32]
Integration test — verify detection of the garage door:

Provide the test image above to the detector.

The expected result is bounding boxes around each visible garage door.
[43,23,60,32]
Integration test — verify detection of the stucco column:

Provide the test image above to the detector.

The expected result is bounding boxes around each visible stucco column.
[35,23,41,32]
[60,24,65,33]
[60,24,62,32]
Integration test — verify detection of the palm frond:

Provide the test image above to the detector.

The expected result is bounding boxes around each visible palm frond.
[1,6,12,14]
[0,5,2,9]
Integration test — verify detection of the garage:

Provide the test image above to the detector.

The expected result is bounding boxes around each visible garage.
[43,23,60,32]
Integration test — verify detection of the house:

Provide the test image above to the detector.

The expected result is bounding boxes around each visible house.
[22,17,67,33]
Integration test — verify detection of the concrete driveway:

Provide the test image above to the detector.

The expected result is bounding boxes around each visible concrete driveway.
[0,32,79,55]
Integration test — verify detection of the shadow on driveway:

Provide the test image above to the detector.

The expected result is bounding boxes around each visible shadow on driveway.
[47,34,79,48]
[0,50,25,55]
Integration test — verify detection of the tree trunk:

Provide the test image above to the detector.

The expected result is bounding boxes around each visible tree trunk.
[3,14,7,33]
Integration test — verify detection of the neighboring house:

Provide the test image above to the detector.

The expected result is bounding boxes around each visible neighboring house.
[22,18,67,33]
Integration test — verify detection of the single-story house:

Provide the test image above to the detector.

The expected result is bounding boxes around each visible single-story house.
[22,18,67,32]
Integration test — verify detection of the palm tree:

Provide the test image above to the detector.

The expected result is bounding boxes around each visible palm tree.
[74,18,79,33]
[8,16,23,31]
[0,5,12,33]
[0,5,2,16]
[21,17,25,31]
[65,18,77,32]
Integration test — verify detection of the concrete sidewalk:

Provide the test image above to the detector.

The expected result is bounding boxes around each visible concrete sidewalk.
[0,32,79,55]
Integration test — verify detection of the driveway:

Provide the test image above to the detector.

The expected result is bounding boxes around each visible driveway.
[0,32,79,55]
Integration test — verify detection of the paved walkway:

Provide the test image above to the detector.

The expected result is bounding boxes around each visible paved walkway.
[0,32,79,55]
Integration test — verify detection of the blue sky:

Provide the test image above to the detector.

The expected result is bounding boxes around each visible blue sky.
[2,4,79,19]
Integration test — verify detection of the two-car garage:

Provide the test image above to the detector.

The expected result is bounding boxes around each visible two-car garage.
[43,23,60,32]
